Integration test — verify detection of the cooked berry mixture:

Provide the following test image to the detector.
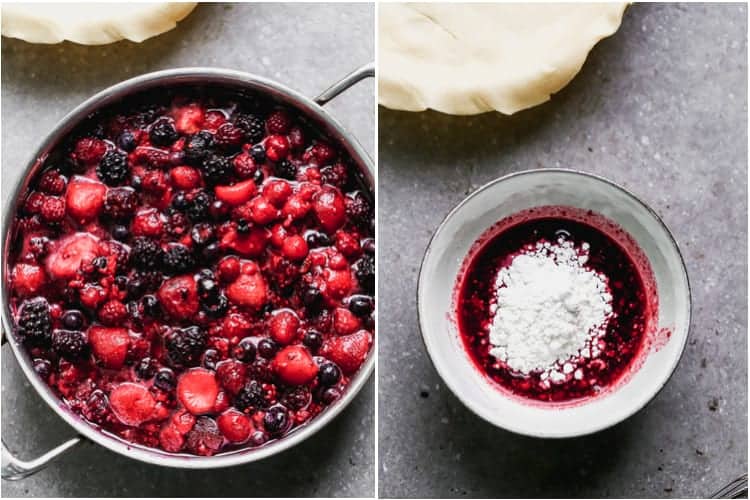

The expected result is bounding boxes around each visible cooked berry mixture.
[8,88,374,456]
[456,213,650,404]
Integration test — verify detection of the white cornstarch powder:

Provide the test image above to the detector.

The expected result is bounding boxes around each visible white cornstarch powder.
[488,237,613,384]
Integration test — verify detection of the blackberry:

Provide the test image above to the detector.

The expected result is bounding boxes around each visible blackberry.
[51,329,88,360]
[263,407,289,435]
[320,163,347,188]
[17,298,52,345]
[185,416,223,456]
[166,326,207,367]
[354,254,375,293]
[130,237,163,270]
[346,192,372,229]
[165,211,189,238]
[104,187,138,220]
[249,144,266,163]
[97,151,129,186]
[247,358,274,382]
[184,131,214,166]
[149,117,179,147]
[201,154,230,185]
[234,380,268,411]
[128,270,163,297]
[186,190,212,222]
[234,113,265,144]
[274,160,296,180]
[280,387,311,410]
[162,244,195,274]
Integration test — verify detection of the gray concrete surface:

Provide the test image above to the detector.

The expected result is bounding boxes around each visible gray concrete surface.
[1,3,374,497]
[379,3,747,498]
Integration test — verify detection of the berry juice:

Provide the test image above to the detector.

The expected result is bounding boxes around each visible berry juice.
[455,206,657,404]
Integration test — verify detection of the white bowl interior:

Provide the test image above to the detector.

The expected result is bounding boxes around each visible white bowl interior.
[418,170,690,438]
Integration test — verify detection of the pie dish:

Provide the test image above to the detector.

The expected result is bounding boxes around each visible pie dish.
[1,3,196,45]
[379,3,628,115]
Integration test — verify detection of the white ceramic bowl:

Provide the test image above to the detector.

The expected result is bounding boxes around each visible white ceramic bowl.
[417,169,691,438]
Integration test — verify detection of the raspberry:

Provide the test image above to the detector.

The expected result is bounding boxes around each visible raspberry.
[233,153,257,179]
[104,187,138,220]
[354,254,375,293]
[40,196,66,223]
[266,110,293,135]
[265,135,289,162]
[98,300,127,326]
[234,113,264,143]
[24,192,45,214]
[186,190,212,222]
[165,211,190,238]
[201,154,230,186]
[280,386,311,410]
[97,151,130,186]
[130,146,172,169]
[38,170,67,195]
[130,237,163,270]
[162,244,196,274]
[51,329,88,360]
[310,142,337,165]
[234,380,268,411]
[72,137,107,166]
[166,326,207,367]
[17,298,52,345]
[214,123,244,149]
[140,169,168,195]
[289,126,305,150]
[216,360,247,395]
[149,117,179,147]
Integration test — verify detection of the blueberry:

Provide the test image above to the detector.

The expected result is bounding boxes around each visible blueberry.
[154,368,176,391]
[252,169,265,184]
[302,287,322,311]
[318,362,341,386]
[305,231,331,248]
[33,358,51,379]
[302,330,323,352]
[348,295,374,317]
[320,387,341,404]
[202,294,228,317]
[263,406,289,435]
[198,278,219,299]
[135,357,156,379]
[237,219,251,234]
[201,242,221,262]
[127,277,145,299]
[202,349,220,370]
[234,337,256,362]
[250,430,268,446]
[142,295,160,316]
[257,338,278,359]
[172,192,189,211]
[117,131,137,152]
[250,144,266,163]
[112,224,129,241]
[61,310,84,330]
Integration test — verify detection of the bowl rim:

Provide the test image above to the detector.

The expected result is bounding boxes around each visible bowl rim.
[416,167,692,438]
[1,67,375,468]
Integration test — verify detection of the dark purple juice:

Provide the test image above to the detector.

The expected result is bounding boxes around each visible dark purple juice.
[455,208,655,404]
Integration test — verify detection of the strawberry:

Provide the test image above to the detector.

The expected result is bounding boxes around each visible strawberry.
[177,368,220,415]
[65,177,107,223]
[216,359,247,395]
[281,195,311,220]
[322,268,353,301]
[217,410,253,443]
[221,226,268,257]
[78,283,108,309]
[335,231,361,257]
[313,187,346,232]
[157,275,199,318]
[226,271,268,310]
[159,424,185,453]
[333,307,361,336]
[272,345,318,385]
[11,263,47,297]
[170,166,202,190]
[269,309,300,345]
[221,312,252,338]
[129,147,172,169]
[72,137,107,166]
[131,208,164,237]
[281,235,308,261]
[247,196,279,225]
[216,256,241,283]
[266,110,292,135]
[321,329,372,375]
[215,179,257,206]
[173,103,205,134]
[97,300,127,326]
[109,382,157,426]
[45,233,100,280]
[88,326,129,369]
[265,135,289,162]
[171,408,197,433]
[262,179,293,207]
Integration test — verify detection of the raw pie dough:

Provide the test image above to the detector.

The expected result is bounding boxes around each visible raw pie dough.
[2,3,197,45]
[379,3,628,115]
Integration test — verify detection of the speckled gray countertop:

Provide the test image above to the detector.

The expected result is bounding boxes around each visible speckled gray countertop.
[379,3,747,498]
[1,3,374,497]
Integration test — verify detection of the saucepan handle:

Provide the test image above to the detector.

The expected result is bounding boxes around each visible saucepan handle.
[1,331,85,480]
[315,62,375,106]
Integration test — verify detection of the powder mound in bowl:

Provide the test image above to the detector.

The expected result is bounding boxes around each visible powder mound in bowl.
[488,238,613,382]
